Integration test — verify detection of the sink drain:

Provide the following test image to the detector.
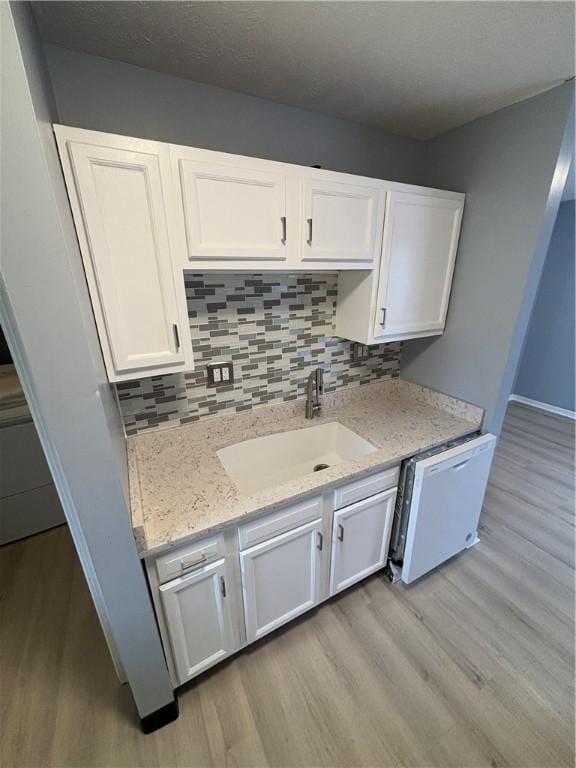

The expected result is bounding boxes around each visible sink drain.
[313,463,330,472]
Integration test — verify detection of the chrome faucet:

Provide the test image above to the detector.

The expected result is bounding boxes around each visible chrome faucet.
[305,368,324,419]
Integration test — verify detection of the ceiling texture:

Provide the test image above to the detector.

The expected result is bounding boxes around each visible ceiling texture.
[32,1,575,140]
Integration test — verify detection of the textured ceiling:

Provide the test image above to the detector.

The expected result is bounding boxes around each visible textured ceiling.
[32,1,575,140]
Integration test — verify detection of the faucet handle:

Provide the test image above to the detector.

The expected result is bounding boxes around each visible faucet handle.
[316,367,324,397]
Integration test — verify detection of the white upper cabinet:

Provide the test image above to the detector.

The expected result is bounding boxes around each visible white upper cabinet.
[336,188,464,345]
[301,177,384,266]
[55,126,193,382]
[374,191,464,339]
[54,125,466,367]
[173,148,299,267]
[170,146,386,270]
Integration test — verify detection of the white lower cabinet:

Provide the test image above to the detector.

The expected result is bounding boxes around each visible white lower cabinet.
[55,126,194,382]
[330,488,396,595]
[335,189,465,344]
[160,558,239,685]
[152,471,399,686]
[240,518,325,643]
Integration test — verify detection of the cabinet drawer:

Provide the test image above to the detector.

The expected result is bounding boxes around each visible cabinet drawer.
[238,496,323,550]
[334,467,399,510]
[155,534,225,584]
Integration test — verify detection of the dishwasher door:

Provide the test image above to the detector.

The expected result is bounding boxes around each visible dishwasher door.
[401,433,497,584]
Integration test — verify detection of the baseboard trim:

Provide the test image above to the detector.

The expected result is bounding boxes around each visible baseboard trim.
[508,394,576,421]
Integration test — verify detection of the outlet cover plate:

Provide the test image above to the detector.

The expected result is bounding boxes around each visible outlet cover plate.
[207,362,234,388]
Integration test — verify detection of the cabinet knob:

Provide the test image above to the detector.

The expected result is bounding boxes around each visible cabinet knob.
[307,218,313,245]
[380,308,387,327]
[281,216,287,244]
[316,531,323,551]
[173,323,181,349]
[337,524,345,542]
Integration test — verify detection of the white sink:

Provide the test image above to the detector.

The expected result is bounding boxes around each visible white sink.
[217,421,377,495]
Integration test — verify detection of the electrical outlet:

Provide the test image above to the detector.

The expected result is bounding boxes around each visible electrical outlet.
[351,343,370,362]
[207,362,234,387]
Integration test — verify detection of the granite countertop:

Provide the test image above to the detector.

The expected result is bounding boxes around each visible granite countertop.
[128,378,484,559]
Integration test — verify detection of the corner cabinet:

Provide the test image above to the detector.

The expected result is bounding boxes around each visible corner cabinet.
[335,189,465,344]
[54,127,193,382]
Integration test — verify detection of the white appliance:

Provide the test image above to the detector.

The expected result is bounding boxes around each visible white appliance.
[390,433,497,584]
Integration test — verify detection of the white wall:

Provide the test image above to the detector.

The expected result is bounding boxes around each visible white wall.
[513,200,575,412]
[1,2,174,720]
[401,83,574,434]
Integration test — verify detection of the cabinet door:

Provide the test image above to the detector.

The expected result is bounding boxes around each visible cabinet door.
[330,488,396,595]
[160,558,238,685]
[58,131,192,382]
[374,191,463,339]
[301,177,383,265]
[240,519,324,643]
[176,156,291,263]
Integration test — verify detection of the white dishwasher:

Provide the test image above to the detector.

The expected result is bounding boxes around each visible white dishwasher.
[389,433,497,584]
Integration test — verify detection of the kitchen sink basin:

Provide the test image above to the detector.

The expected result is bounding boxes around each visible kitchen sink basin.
[217,421,377,495]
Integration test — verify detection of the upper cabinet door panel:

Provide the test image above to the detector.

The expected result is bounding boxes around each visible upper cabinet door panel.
[63,138,187,380]
[176,158,289,262]
[302,178,383,264]
[375,191,463,338]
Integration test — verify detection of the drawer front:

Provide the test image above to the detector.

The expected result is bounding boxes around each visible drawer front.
[334,467,399,510]
[155,534,225,584]
[238,496,323,551]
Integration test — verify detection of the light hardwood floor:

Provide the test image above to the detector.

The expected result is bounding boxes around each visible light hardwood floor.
[1,402,574,767]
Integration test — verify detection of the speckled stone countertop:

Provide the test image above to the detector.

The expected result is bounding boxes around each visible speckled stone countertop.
[128,379,484,559]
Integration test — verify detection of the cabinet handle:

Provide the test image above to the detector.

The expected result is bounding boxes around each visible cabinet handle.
[180,553,207,570]
[379,308,387,327]
[220,576,227,598]
[307,218,313,245]
[337,524,344,542]
[281,216,287,244]
[173,323,181,350]
[316,531,323,551]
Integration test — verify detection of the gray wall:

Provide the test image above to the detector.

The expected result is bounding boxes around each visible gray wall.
[401,83,574,434]
[514,200,575,411]
[1,3,174,719]
[43,44,427,184]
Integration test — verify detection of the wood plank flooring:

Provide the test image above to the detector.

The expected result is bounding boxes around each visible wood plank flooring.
[1,402,574,767]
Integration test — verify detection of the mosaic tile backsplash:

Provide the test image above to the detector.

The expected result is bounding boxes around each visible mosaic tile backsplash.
[117,273,402,435]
